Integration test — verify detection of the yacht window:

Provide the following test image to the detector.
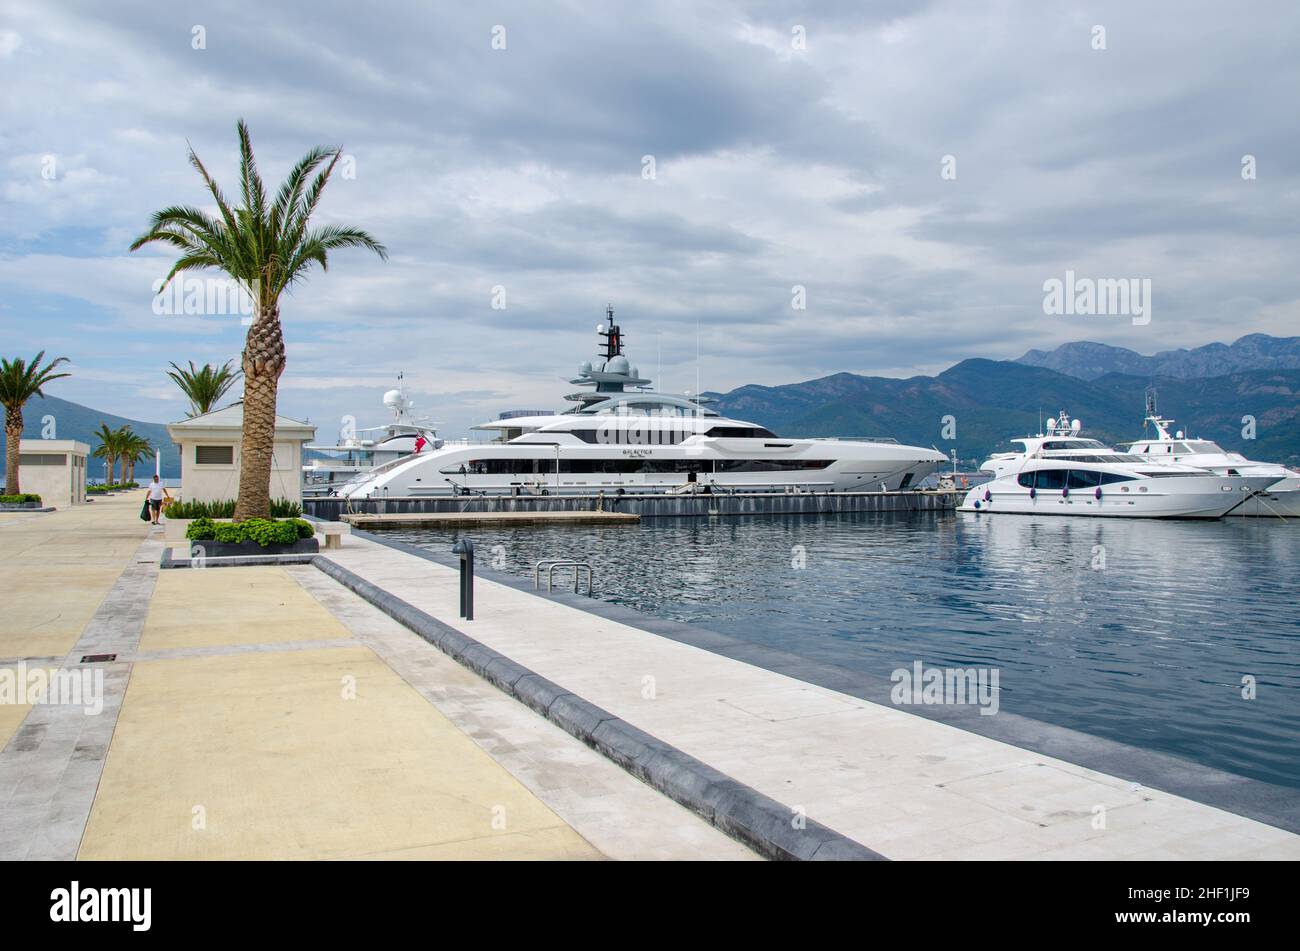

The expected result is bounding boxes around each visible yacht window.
[1017,472,1036,488]
[1042,440,1105,450]
[1098,472,1137,484]
[1032,469,1068,490]
[705,426,777,439]
[1067,470,1102,489]
[715,459,832,472]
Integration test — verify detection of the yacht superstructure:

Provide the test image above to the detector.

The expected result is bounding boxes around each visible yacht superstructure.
[337,308,948,498]
[960,411,1276,518]
[302,380,441,498]
[1123,393,1300,518]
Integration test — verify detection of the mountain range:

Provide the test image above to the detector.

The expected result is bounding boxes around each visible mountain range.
[5,335,1298,482]
[3,395,181,479]
[709,334,1300,467]
[1015,334,1300,381]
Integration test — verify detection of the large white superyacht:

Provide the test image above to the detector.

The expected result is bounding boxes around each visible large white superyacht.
[337,309,948,499]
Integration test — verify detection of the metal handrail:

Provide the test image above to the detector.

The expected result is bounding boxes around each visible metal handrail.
[534,559,594,594]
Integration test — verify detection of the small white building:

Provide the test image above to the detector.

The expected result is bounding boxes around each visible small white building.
[166,403,315,505]
[17,439,89,507]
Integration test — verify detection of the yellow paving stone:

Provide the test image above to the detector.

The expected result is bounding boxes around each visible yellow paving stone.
[0,493,148,658]
[0,696,32,750]
[140,567,353,650]
[79,645,601,860]
[0,665,59,749]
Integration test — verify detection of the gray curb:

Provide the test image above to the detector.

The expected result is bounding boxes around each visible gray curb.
[311,555,886,862]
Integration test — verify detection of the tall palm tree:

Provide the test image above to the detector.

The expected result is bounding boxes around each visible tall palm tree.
[91,423,124,486]
[122,431,153,484]
[130,120,386,519]
[1,352,71,495]
[167,360,241,417]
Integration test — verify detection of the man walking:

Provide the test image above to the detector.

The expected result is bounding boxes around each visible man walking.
[147,475,170,526]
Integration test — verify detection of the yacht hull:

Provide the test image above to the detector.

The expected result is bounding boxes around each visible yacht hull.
[1228,489,1300,518]
[959,475,1278,519]
[338,440,947,499]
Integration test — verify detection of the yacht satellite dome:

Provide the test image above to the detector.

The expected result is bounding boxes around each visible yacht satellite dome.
[597,323,606,334]
[580,360,592,374]
[1176,430,1184,439]
[608,355,630,374]
[382,389,403,408]
[1071,419,1082,433]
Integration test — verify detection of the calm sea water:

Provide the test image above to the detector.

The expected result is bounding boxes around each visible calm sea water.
[382,512,1300,791]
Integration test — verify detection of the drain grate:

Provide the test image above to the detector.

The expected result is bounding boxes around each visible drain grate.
[80,653,117,663]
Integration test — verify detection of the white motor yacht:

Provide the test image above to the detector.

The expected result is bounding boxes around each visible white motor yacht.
[960,411,1276,518]
[302,380,442,498]
[1123,394,1300,518]
[338,308,948,499]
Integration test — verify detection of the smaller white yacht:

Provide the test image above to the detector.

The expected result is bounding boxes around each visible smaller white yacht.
[960,411,1277,519]
[302,380,442,498]
[1123,393,1300,518]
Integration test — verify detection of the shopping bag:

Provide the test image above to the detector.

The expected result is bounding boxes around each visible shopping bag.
[140,499,151,521]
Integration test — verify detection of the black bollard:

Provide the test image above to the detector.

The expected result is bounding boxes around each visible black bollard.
[451,538,475,620]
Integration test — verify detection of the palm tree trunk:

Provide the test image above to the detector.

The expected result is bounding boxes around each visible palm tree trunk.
[4,405,22,495]
[234,302,285,520]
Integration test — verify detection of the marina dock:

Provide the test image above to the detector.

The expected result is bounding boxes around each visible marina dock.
[6,493,1298,860]
[339,510,640,529]
[308,488,962,522]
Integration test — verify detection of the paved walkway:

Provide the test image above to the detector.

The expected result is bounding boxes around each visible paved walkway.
[322,533,1300,860]
[1,494,752,860]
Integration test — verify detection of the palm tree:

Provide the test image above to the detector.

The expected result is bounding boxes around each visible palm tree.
[1,352,71,495]
[122,431,153,485]
[130,120,386,519]
[167,360,241,417]
[91,423,123,486]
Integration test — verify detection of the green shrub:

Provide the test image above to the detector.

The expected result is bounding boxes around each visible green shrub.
[213,523,244,543]
[185,517,217,540]
[166,498,301,519]
[184,516,315,547]
[0,493,42,505]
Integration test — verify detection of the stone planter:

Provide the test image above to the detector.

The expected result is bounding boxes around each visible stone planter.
[189,537,319,558]
[0,502,41,510]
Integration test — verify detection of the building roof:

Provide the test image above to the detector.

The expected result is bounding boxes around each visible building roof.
[18,439,90,454]
[166,402,316,440]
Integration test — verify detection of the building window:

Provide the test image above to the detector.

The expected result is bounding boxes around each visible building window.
[18,453,66,466]
[195,445,234,465]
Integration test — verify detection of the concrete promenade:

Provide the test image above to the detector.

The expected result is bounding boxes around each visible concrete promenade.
[0,494,752,860]
[318,532,1300,860]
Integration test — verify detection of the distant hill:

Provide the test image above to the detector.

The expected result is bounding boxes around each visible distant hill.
[1,395,180,479]
[1016,334,1300,381]
[710,361,1300,467]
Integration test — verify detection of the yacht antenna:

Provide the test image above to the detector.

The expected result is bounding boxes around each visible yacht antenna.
[695,317,701,419]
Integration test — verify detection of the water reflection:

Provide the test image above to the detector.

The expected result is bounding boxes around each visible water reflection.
[384,512,1300,789]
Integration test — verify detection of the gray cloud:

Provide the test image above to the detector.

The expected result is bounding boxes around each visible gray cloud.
[1,0,1297,438]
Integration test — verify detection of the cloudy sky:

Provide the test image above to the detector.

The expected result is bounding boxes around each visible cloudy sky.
[2,0,1297,439]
